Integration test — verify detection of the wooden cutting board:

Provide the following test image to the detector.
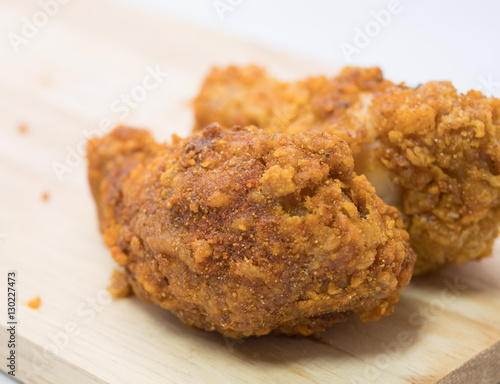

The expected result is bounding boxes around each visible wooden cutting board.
[0,1,499,383]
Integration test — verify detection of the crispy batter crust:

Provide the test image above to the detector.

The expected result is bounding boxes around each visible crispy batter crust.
[194,66,393,154]
[372,82,500,274]
[88,125,415,337]
[193,65,500,275]
[108,269,133,298]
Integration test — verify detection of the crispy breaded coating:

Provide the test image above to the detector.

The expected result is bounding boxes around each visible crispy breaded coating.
[88,125,415,337]
[372,82,500,274]
[193,65,500,275]
[194,65,393,154]
[108,269,133,298]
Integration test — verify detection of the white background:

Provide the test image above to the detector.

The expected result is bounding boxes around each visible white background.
[2,0,500,383]
[111,0,500,95]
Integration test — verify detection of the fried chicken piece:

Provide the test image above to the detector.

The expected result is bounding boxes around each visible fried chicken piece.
[193,65,500,275]
[88,125,415,338]
[372,82,500,274]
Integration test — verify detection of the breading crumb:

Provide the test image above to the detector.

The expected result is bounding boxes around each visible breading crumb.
[27,296,41,309]
[18,124,28,135]
[108,269,132,298]
[41,192,50,202]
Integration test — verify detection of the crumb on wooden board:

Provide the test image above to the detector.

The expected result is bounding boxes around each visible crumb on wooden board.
[18,124,28,134]
[41,191,50,202]
[27,296,41,310]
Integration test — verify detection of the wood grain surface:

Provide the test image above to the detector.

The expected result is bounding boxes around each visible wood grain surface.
[0,1,499,383]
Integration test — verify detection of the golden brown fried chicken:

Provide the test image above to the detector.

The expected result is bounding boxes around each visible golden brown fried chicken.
[88,125,415,338]
[193,65,500,275]
[372,82,500,274]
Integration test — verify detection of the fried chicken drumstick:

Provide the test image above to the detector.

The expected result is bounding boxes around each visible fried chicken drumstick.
[88,125,415,337]
[193,66,500,275]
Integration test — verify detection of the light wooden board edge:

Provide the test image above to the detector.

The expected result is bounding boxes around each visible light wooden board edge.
[438,342,500,384]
